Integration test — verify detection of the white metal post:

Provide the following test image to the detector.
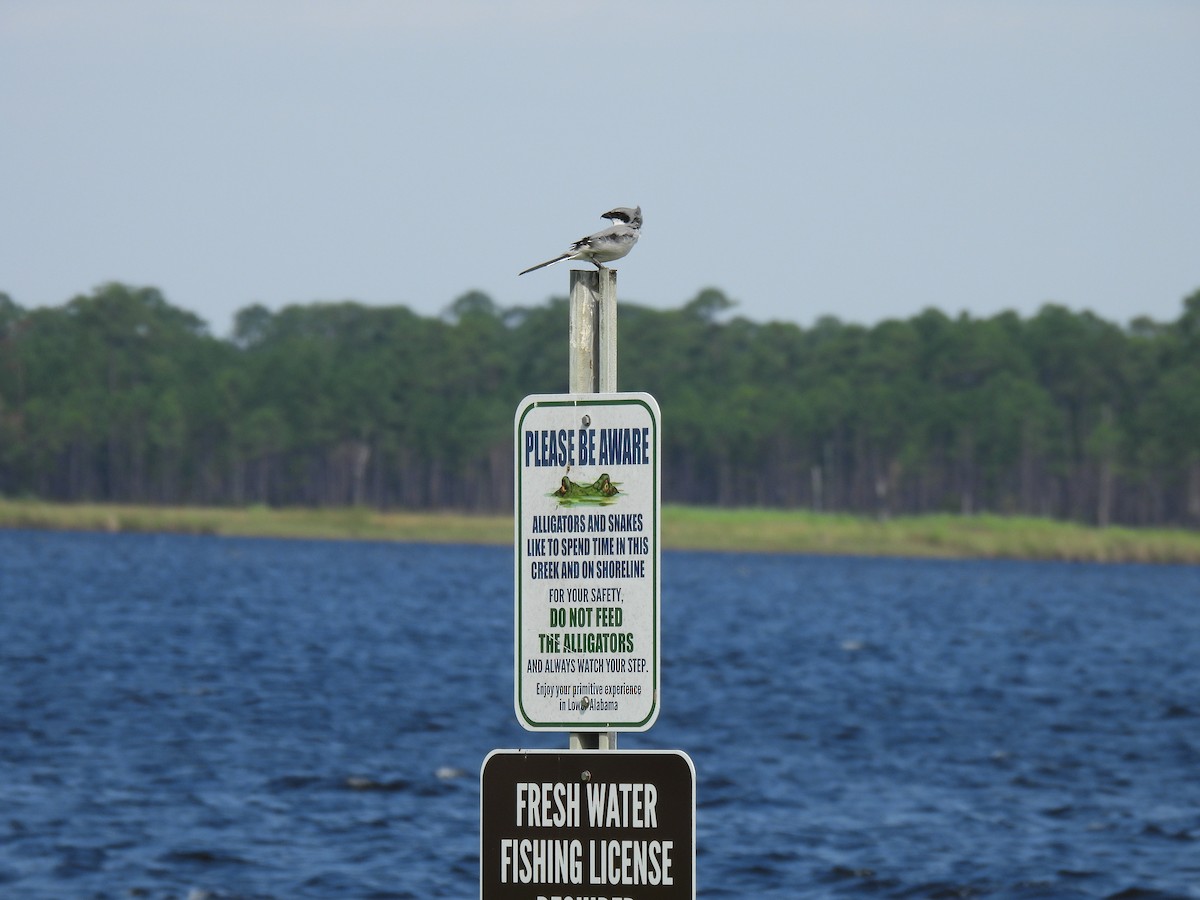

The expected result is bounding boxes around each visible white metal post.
[568,268,618,751]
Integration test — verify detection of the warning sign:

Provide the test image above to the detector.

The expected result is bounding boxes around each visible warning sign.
[514,393,661,731]
[480,750,695,900]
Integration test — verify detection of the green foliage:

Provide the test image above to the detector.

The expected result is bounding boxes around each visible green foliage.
[1,282,1198,526]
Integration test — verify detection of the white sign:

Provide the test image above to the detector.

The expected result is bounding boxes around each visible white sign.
[514,393,661,731]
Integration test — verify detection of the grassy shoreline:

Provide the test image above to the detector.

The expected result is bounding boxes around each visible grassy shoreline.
[2,498,1198,564]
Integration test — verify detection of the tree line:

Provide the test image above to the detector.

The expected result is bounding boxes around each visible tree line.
[1,282,1198,527]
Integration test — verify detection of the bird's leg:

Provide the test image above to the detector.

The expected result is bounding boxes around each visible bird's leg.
[593,260,607,270]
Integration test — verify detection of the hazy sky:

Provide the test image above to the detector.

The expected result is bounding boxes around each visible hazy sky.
[3,0,1198,335]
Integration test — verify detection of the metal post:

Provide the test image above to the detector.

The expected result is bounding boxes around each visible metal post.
[597,269,617,393]
[568,268,618,751]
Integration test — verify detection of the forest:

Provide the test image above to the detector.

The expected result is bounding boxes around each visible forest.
[1,282,1198,527]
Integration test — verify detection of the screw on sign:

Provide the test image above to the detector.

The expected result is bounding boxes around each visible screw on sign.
[480,750,695,900]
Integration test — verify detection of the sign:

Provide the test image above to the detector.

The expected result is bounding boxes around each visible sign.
[514,393,661,731]
[480,750,695,900]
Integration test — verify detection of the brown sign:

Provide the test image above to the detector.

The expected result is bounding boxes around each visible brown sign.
[480,750,695,900]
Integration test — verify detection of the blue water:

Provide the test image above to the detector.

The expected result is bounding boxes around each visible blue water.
[1,530,1198,899]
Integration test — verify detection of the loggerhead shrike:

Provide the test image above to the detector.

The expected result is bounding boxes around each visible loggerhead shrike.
[519,206,642,275]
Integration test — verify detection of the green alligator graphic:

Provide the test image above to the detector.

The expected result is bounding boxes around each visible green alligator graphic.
[550,473,621,506]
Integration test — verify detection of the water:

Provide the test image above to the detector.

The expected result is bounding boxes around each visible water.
[1,530,1197,899]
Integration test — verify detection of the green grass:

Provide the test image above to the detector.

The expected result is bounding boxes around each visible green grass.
[0,499,512,545]
[661,506,1200,564]
[1,498,1197,564]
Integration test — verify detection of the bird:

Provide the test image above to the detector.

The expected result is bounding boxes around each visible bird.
[519,206,642,275]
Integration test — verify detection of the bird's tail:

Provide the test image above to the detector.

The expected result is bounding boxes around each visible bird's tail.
[518,253,570,276]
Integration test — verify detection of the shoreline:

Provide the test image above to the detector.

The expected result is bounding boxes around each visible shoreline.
[1,499,1197,565]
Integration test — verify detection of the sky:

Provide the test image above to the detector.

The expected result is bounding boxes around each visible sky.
[2,0,1198,336]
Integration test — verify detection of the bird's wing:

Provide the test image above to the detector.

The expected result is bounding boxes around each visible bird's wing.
[570,224,626,252]
[576,224,637,261]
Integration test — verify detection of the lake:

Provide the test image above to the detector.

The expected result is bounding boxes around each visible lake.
[1,530,1197,898]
